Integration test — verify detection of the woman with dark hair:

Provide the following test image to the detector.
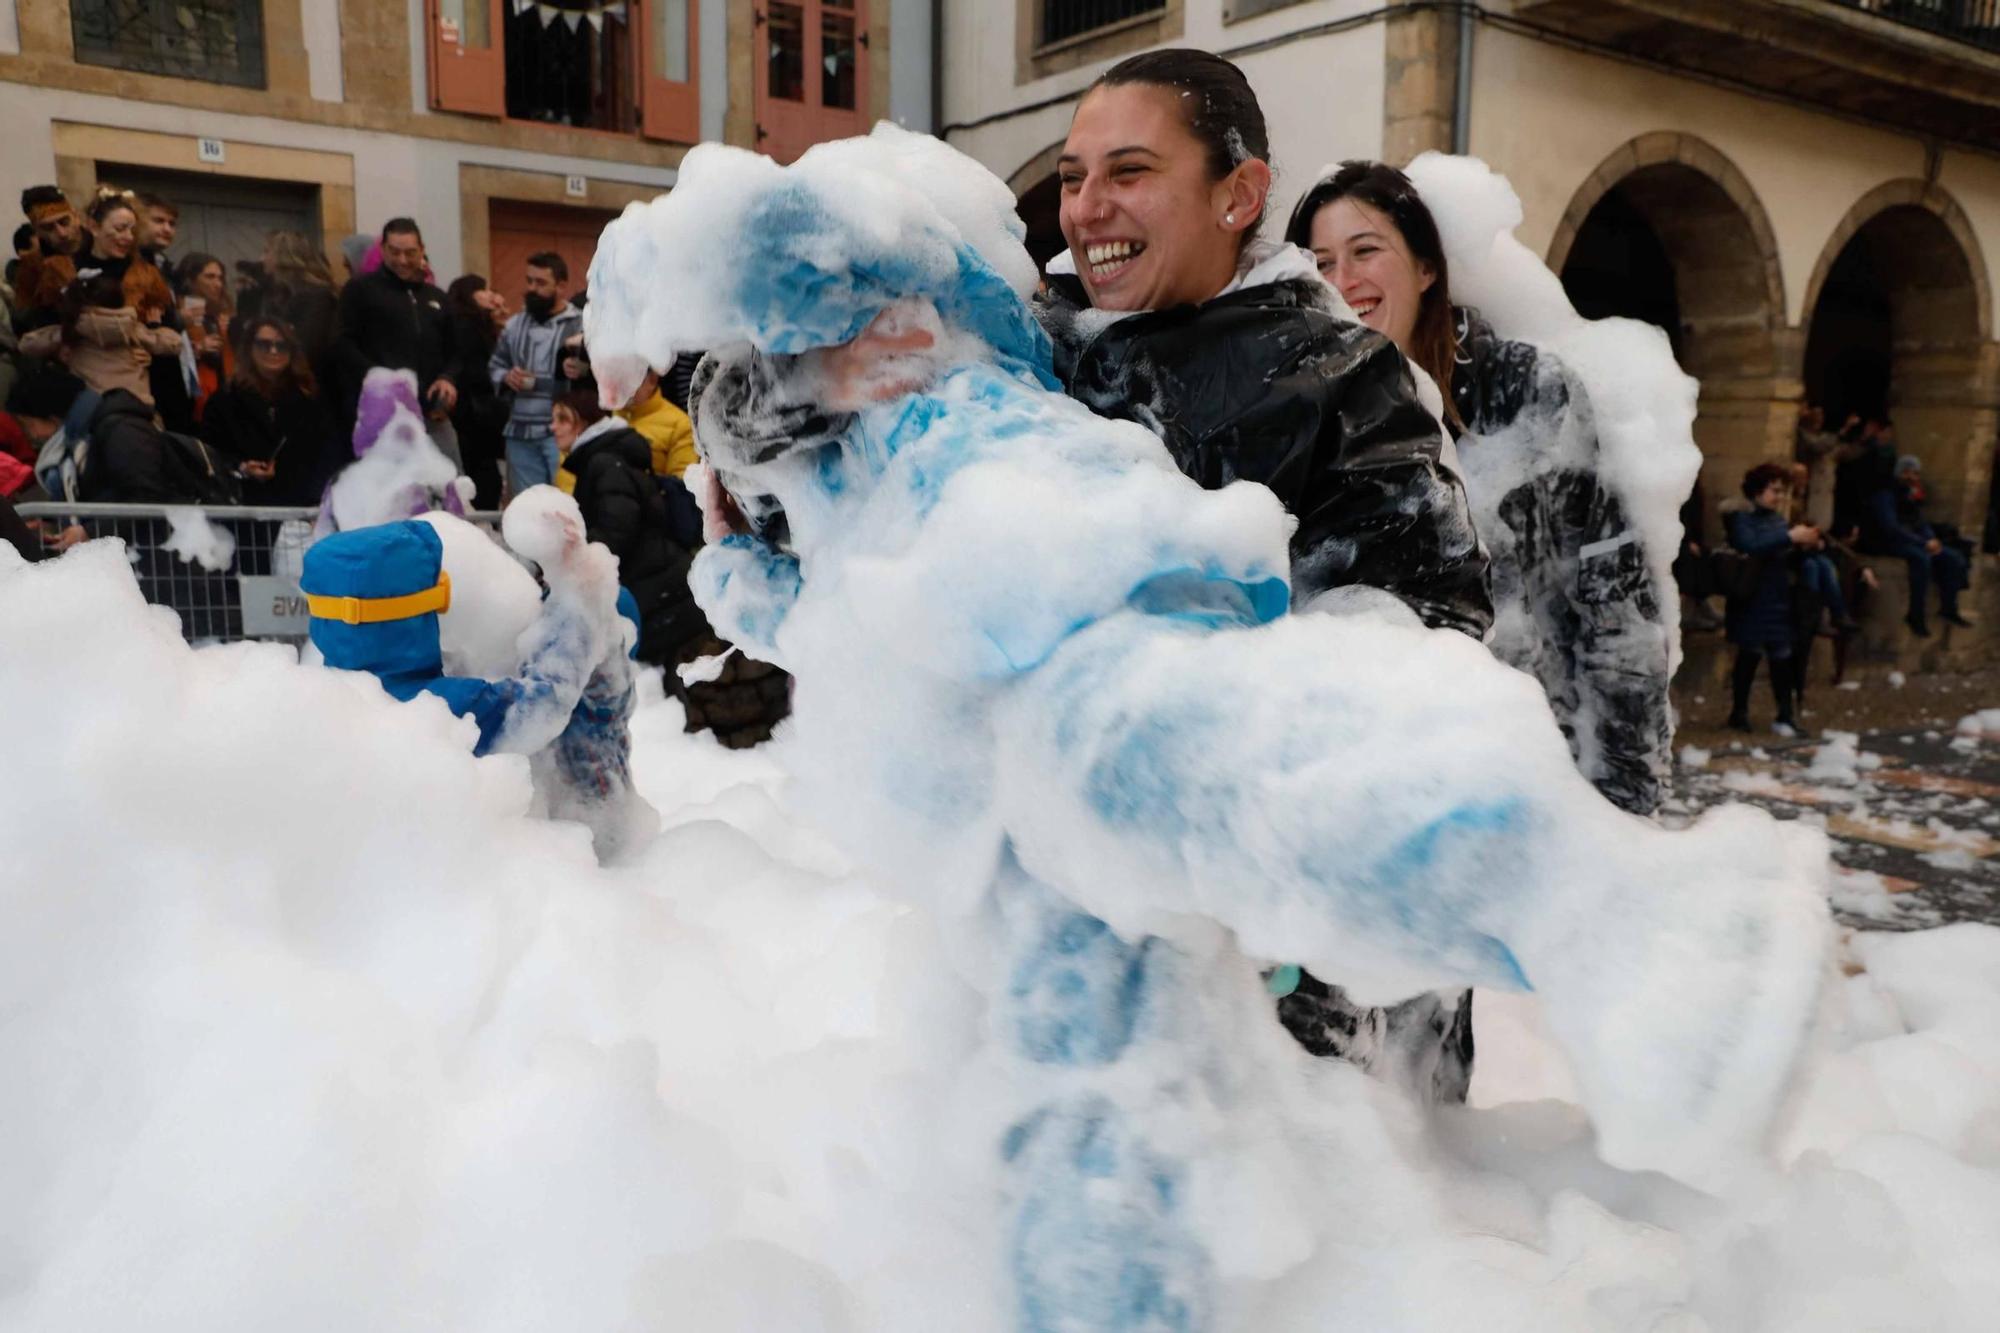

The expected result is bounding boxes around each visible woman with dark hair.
[198,316,337,505]
[446,273,508,508]
[1036,51,1488,631]
[711,51,1490,1098]
[237,230,341,391]
[176,251,235,416]
[1039,53,1490,1096]
[1281,160,1681,1090]
[1285,161,1674,812]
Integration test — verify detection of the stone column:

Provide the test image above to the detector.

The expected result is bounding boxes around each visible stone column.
[1382,0,1461,165]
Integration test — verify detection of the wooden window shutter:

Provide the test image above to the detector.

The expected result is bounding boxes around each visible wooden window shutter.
[753,0,868,164]
[427,0,505,118]
[639,0,701,142]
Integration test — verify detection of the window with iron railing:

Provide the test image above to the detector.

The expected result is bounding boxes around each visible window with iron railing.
[71,0,267,88]
[1823,0,2000,54]
[1041,0,1167,47]
[426,1,701,144]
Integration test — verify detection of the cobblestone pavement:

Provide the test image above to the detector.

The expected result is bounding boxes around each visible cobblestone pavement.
[1661,716,2000,933]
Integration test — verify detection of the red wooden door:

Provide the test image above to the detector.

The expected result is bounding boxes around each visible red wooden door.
[427,0,505,117]
[639,0,701,142]
[753,0,869,164]
[488,201,622,303]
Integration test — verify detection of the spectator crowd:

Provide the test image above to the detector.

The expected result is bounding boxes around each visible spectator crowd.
[0,168,1988,754]
[0,180,764,743]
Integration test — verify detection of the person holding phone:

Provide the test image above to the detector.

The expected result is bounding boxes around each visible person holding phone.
[487,250,582,496]
[199,316,338,505]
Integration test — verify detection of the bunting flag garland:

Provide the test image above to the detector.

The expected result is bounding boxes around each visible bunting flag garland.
[509,0,628,31]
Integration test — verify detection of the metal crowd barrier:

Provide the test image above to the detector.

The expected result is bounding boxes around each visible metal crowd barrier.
[15,502,503,645]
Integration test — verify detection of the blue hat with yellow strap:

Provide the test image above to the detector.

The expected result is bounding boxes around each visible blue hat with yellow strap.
[302,521,452,683]
[303,521,518,755]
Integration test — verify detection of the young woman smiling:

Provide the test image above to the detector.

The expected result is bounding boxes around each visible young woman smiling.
[1026,52,1495,1104]
[77,189,175,327]
[1036,51,1490,635]
[1286,161,1674,817]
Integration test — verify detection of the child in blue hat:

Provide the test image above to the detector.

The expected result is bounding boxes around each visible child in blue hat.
[303,488,655,860]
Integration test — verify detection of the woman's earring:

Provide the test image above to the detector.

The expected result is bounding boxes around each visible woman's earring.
[1225,212,1236,224]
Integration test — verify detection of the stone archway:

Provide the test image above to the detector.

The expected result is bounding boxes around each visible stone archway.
[1008,141,1069,274]
[1802,181,1999,533]
[1549,132,1791,546]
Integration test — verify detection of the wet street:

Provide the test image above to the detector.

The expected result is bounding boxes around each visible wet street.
[1664,717,2000,932]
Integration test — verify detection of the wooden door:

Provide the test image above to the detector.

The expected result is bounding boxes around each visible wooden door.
[487,201,622,303]
[639,0,701,142]
[753,0,869,164]
[428,0,505,117]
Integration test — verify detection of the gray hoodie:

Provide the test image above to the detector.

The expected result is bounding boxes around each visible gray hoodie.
[489,304,584,441]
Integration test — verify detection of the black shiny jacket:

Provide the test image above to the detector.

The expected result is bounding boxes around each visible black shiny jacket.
[561,422,710,665]
[1448,309,1673,817]
[1036,274,1491,638]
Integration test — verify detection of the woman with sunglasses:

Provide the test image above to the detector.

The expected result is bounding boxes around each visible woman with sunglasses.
[199,316,338,505]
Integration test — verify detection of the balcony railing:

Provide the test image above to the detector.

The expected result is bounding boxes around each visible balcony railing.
[1823,0,2000,53]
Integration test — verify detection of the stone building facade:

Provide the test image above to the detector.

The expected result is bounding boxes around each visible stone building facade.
[0,0,933,289]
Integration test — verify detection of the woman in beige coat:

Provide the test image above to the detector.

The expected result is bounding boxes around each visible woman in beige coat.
[20,269,183,407]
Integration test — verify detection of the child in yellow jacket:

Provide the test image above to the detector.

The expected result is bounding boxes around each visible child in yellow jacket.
[618,368,696,479]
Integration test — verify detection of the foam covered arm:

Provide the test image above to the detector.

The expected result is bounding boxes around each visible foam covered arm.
[993,608,1830,1186]
[477,597,599,755]
[1570,484,1674,816]
[688,534,801,667]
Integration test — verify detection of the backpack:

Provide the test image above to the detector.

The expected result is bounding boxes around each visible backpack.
[155,429,244,507]
[41,388,243,507]
[34,428,86,502]
[654,473,704,549]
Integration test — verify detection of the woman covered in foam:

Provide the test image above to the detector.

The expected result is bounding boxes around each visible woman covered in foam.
[583,124,1831,1329]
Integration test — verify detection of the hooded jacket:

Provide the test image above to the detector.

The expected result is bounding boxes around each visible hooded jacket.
[489,303,585,440]
[560,417,711,665]
[1447,308,1673,817]
[1034,266,1490,638]
[618,386,697,478]
[301,519,608,758]
[76,388,236,505]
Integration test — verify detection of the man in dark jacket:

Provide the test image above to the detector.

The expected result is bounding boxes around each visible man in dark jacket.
[333,219,465,464]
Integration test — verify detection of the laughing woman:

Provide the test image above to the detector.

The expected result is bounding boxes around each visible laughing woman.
[690,51,1492,1100]
[1284,161,1674,818]
[1035,51,1492,1099]
[1036,50,1489,635]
